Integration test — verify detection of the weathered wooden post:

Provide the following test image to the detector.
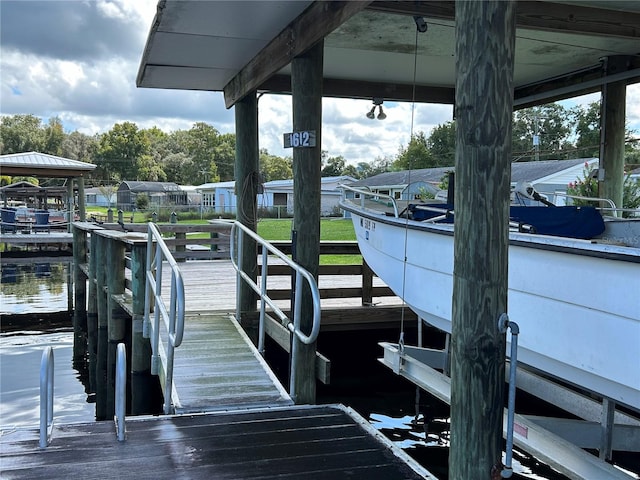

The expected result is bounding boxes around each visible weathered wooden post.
[291,40,323,404]
[72,225,88,369]
[94,233,108,420]
[599,56,628,214]
[86,227,99,395]
[130,239,154,414]
[235,91,259,341]
[450,1,516,478]
[106,233,127,418]
[361,260,373,306]
[76,177,86,221]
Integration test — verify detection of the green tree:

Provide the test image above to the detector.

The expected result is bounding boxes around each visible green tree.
[62,131,98,163]
[215,133,236,181]
[393,132,434,170]
[136,193,150,210]
[260,150,292,181]
[571,102,601,158]
[0,114,45,154]
[512,104,573,161]
[322,155,346,177]
[183,122,221,184]
[163,152,195,184]
[96,122,150,181]
[427,121,456,166]
[43,117,65,156]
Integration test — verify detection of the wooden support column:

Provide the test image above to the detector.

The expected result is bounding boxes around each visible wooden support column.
[291,40,323,405]
[66,180,74,233]
[599,57,627,213]
[94,234,108,420]
[76,176,86,221]
[451,2,516,478]
[130,242,154,414]
[87,230,98,395]
[235,92,260,342]
[106,235,127,418]
[72,225,88,369]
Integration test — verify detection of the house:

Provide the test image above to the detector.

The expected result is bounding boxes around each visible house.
[117,181,186,210]
[84,187,116,208]
[346,158,600,209]
[197,176,357,217]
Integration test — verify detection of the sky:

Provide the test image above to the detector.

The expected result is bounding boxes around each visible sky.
[1,0,639,166]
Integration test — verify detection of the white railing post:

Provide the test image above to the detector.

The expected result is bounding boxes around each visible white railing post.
[115,343,126,441]
[39,346,54,448]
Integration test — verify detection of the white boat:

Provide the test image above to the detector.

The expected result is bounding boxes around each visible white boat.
[340,188,640,411]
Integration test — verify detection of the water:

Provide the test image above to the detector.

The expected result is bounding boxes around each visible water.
[0,261,95,428]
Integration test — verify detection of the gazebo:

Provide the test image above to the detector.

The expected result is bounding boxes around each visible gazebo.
[0,151,96,228]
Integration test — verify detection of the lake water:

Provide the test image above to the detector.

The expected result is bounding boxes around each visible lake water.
[1,262,637,479]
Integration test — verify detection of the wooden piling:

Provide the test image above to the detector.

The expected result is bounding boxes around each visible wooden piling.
[94,234,108,420]
[130,242,154,414]
[291,40,323,404]
[72,226,88,369]
[106,234,127,418]
[86,229,99,395]
[451,1,515,478]
[600,57,627,213]
[235,92,260,341]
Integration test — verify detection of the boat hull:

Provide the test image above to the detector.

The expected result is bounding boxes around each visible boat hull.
[345,205,640,411]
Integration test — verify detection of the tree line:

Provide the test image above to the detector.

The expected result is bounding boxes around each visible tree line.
[1,101,638,188]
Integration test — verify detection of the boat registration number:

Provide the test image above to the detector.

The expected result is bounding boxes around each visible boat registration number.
[362,218,376,231]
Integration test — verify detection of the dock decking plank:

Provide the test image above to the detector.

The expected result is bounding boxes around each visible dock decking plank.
[0,406,428,479]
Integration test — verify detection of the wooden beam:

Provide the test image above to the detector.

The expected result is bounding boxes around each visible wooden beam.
[223,1,371,108]
[450,1,515,478]
[259,74,455,104]
[368,1,640,39]
[263,314,331,384]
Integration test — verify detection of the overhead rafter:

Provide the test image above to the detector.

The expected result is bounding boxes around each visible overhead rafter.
[367,1,640,39]
[259,74,455,104]
[223,1,372,108]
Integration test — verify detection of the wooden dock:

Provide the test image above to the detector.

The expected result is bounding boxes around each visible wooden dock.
[0,223,436,479]
[0,405,432,479]
[165,312,293,414]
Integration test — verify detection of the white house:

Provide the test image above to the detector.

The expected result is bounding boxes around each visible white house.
[346,158,600,208]
[84,187,116,208]
[197,176,356,217]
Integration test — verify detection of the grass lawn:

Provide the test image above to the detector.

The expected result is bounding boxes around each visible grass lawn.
[257,218,359,264]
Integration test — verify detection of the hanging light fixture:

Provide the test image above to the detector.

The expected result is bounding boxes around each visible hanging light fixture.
[366,97,386,120]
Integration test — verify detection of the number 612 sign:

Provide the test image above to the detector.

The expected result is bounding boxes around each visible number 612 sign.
[283,130,316,148]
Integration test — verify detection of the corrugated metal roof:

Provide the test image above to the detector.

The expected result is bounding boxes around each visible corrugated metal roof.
[352,159,598,188]
[0,151,96,176]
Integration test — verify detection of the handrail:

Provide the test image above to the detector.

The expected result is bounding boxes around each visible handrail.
[114,343,126,441]
[542,191,619,216]
[39,346,54,448]
[144,221,186,414]
[341,184,400,218]
[222,220,321,400]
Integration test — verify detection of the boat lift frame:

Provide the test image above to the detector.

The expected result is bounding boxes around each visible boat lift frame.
[379,322,640,480]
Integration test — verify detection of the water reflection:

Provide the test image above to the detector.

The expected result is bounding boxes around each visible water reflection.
[0,331,95,428]
[1,262,69,314]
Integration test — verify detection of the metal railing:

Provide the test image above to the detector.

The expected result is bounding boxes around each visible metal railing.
[39,346,54,448]
[341,184,400,218]
[114,343,126,441]
[225,220,321,400]
[144,222,186,414]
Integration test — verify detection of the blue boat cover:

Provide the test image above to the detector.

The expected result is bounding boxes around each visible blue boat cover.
[509,206,605,239]
[409,204,605,239]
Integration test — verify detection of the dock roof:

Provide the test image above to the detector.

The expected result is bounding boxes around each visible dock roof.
[137,2,640,109]
[0,151,96,178]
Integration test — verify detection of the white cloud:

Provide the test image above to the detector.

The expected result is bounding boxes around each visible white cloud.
[1,0,638,165]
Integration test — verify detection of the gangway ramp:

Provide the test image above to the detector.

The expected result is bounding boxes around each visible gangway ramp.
[159,312,292,414]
